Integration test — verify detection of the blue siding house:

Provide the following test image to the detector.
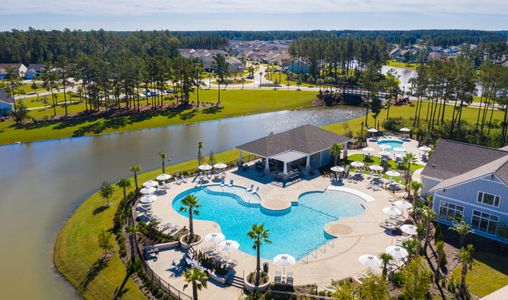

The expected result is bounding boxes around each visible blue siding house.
[0,88,14,116]
[421,140,508,243]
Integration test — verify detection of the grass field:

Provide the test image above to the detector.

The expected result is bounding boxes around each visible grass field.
[452,251,508,297]
[386,60,418,71]
[54,149,244,300]
[0,89,317,144]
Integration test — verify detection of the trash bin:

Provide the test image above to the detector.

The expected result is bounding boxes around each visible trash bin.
[263,262,269,273]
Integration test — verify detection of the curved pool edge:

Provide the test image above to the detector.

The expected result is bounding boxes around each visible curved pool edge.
[326,186,375,202]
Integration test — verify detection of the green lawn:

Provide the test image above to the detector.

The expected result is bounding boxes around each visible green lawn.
[19,92,79,108]
[348,153,424,172]
[386,60,418,71]
[54,149,245,300]
[452,251,508,297]
[0,89,317,144]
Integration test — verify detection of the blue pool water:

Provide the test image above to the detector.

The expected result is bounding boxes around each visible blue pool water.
[172,186,365,260]
[377,139,404,151]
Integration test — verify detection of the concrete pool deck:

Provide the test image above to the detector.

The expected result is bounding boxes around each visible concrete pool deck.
[145,165,405,299]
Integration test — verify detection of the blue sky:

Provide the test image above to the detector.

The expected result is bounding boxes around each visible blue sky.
[1,0,507,31]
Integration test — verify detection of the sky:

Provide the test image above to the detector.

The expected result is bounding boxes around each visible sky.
[0,0,507,31]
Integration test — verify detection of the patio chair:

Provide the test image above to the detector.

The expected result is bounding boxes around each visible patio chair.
[182,176,188,183]
[220,179,225,187]
[228,179,234,187]
[274,271,282,284]
[286,272,294,285]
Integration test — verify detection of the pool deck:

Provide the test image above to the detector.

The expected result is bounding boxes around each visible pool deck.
[146,164,406,299]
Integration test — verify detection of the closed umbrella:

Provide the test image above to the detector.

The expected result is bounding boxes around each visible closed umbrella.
[273,254,296,274]
[139,195,156,204]
[383,206,402,216]
[143,180,159,187]
[205,232,225,245]
[367,128,378,133]
[213,163,227,169]
[400,224,418,236]
[419,146,432,152]
[140,187,156,195]
[358,254,381,269]
[385,246,409,261]
[199,164,213,171]
[394,200,413,210]
[156,174,172,181]
[400,128,411,133]
[351,161,364,168]
[218,240,240,258]
[369,165,384,172]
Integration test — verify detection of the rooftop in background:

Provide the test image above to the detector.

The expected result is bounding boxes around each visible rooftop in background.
[236,124,350,157]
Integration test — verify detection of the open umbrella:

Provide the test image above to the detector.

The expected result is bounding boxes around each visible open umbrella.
[140,187,156,195]
[205,232,225,245]
[385,170,401,177]
[394,153,405,159]
[369,165,384,172]
[358,254,381,269]
[351,161,364,168]
[330,166,345,173]
[156,174,172,181]
[143,180,159,187]
[383,206,402,216]
[139,195,156,204]
[199,164,213,171]
[394,200,413,210]
[400,224,417,236]
[400,128,411,133]
[379,144,391,150]
[213,163,227,169]
[367,128,379,133]
[379,151,391,157]
[385,246,409,261]
[362,147,374,153]
[273,254,296,274]
[419,146,432,152]
[218,240,240,258]
[394,147,406,152]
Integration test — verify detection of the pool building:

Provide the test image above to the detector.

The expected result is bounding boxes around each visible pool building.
[236,125,351,177]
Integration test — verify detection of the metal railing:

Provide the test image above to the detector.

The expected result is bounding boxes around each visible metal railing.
[303,239,336,264]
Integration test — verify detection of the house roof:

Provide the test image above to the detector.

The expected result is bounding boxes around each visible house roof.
[430,155,508,192]
[0,63,24,69]
[236,125,350,158]
[27,64,45,72]
[421,139,508,181]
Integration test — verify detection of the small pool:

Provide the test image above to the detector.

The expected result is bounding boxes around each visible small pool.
[377,139,404,151]
[172,186,365,260]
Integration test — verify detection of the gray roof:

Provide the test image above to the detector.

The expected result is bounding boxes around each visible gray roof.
[0,88,14,104]
[421,139,508,180]
[237,125,350,157]
[27,64,45,72]
[430,155,508,192]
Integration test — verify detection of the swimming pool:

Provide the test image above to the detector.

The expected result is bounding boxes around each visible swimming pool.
[377,139,404,151]
[172,186,365,260]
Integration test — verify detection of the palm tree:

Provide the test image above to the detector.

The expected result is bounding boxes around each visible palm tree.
[403,153,417,193]
[247,224,271,286]
[129,165,141,191]
[458,244,474,296]
[212,54,228,104]
[180,195,201,243]
[183,267,208,300]
[379,252,393,278]
[159,151,169,173]
[409,181,422,201]
[450,220,471,247]
[197,141,204,166]
[330,143,343,166]
[418,206,436,253]
[116,178,131,203]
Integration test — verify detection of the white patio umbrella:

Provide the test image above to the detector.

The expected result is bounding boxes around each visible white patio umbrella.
[400,224,418,236]
[419,146,432,152]
[379,151,391,157]
[400,128,411,133]
[369,165,384,172]
[156,174,172,181]
[351,161,364,168]
[394,147,406,152]
[330,166,345,173]
[139,195,156,204]
[199,164,213,171]
[205,232,225,245]
[394,153,405,159]
[273,254,296,274]
[385,246,409,261]
[367,128,378,133]
[140,187,156,195]
[394,200,413,210]
[218,240,240,258]
[358,254,381,269]
[143,180,159,187]
[383,206,402,216]
[213,163,227,169]
[385,170,401,177]
[362,147,374,153]
[379,144,391,150]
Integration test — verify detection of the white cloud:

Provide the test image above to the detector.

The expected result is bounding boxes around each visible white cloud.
[1,0,507,16]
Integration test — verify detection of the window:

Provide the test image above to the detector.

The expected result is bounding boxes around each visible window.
[471,210,499,235]
[477,192,500,207]
[439,201,464,222]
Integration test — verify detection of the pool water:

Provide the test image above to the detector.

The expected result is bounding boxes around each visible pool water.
[377,139,404,151]
[172,186,365,260]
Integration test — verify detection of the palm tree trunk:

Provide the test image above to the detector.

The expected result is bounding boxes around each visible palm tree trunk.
[255,246,261,286]
[192,282,198,300]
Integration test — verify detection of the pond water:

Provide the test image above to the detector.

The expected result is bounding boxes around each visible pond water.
[0,106,364,299]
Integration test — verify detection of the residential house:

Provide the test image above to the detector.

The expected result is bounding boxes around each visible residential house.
[0,63,27,80]
[225,57,244,72]
[0,88,14,116]
[421,140,508,243]
[25,64,46,80]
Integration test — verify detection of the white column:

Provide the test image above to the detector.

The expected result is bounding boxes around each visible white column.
[283,161,288,174]
[238,150,243,165]
[305,155,311,172]
[264,157,270,174]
